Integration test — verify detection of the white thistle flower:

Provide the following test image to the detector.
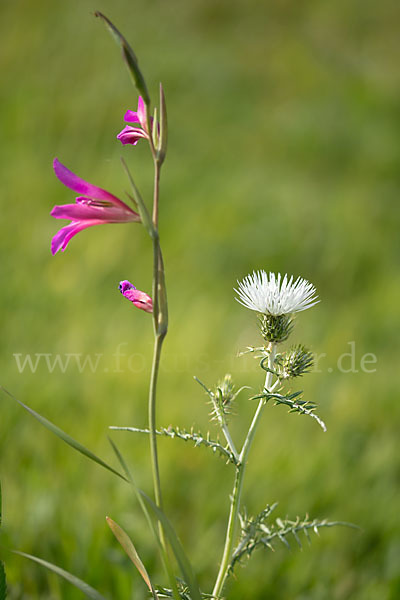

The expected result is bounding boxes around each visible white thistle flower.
[235,271,319,316]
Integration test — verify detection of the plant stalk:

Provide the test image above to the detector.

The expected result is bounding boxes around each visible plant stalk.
[148,332,166,510]
[212,343,277,598]
[146,142,179,598]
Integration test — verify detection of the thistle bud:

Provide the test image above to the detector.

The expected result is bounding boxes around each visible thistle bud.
[276,345,314,379]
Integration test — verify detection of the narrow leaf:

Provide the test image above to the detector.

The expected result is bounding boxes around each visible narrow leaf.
[107,440,180,600]
[120,158,155,238]
[155,246,168,336]
[106,517,158,599]
[0,561,6,600]
[14,552,107,600]
[278,534,290,549]
[157,83,168,164]
[107,438,160,545]
[292,529,303,548]
[0,483,6,599]
[152,107,159,149]
[139,492,202,600]
[95,12,150,105]
[193,376,213,397]
[1,388,127,482]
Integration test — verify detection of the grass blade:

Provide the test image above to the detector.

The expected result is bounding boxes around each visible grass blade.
[108,439,181,600]
[0,482,6,599]
[0,561,6,600]
[1,388,127,482]
[109,436,199,598]
[14,552,107,600]
[139,492,202,600]
[106,517,159,599]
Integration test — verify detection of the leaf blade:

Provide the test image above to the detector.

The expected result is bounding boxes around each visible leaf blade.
[0,561,6,600]
[14,552,107,600]
[139,492,202,600]
[1,388,127,482]
[95,12,150,105]
[107,439,181,600]
[106,517,158,599]
[157,83,168,163]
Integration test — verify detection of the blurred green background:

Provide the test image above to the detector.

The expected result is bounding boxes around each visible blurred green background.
[1,0,399,598]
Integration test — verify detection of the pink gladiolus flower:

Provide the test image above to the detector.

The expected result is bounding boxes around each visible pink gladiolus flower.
[119,280,153,313]
[117,96,150,146]
[51,158,140,255]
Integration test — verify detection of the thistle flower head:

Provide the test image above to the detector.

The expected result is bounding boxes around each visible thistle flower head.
[235,271,319,317]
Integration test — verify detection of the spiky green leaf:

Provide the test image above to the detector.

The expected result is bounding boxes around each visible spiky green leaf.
[229,508,357,574]
[110,425,238,465]
[252,389,327,432]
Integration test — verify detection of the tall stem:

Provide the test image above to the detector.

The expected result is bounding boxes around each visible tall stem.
[148,157,168,511]
[148,332,165,509]
[147,149,180,597]
[212,343,277,598]
[211,461,245,598]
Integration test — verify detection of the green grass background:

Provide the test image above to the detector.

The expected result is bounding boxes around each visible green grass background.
[1,0,399,598]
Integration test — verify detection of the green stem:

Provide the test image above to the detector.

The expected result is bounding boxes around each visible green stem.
[221,423,240,463]
[146,138,179,597]
[212,343,277,598]
[149,165,164,509]
[211,463,244,598]
[148,327,179,600]
[148,332,165,510]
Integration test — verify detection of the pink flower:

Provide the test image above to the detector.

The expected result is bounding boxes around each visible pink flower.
[119,280,153,313]
[51,158,140,255]
[117,96,150,146]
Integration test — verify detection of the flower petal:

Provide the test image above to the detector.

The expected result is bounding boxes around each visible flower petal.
[117,126,148,146]
[51,200,137,222]
[53,158,130,210]
[51,221,103,255]
[124,110,140,124]
[119,280,136,294]
[235,271,319,316]
[124,97,147,129]
[136,96,147,129]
